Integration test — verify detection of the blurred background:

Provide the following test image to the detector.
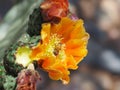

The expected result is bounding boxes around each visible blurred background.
[0,0,120,90]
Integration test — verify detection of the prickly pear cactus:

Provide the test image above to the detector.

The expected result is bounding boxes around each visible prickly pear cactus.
[3,35,40,77]
[0,0,43,90]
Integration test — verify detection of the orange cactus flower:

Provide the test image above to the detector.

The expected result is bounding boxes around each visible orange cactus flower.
[30,17,89,84]
[40,0,69,21]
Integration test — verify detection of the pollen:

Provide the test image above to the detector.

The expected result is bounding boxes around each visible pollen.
[44,34,66,60]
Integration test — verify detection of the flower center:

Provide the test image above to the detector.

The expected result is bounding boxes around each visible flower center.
[45,34,66,60]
